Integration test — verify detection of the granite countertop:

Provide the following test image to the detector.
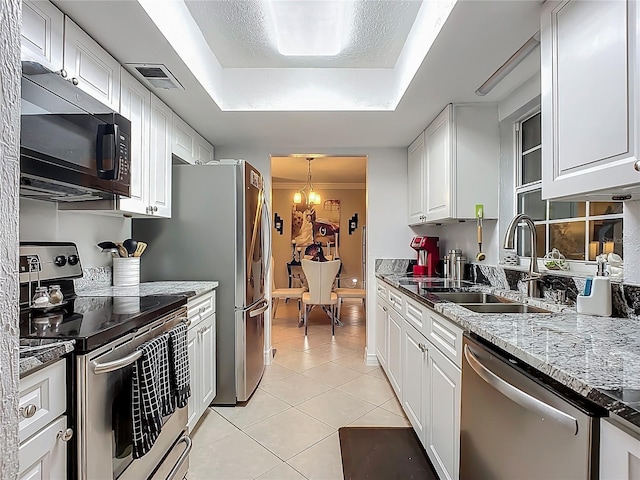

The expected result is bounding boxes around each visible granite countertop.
[376,272,640,428]
[76,281,218,298]
[19,339,75,378]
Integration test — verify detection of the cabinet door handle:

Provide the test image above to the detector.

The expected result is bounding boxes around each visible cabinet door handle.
[382,306,388,312]
[634,160,640,172]
[418,343,427,353]
[71,77,79,86]
[57,428,74,442]
[20,404,37,418]
[153,206,158,212]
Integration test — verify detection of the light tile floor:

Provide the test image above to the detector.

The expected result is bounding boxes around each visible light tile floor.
[187,299,410,480]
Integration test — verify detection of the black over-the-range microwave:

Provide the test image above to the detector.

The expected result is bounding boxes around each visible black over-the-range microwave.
[19,61,131,202]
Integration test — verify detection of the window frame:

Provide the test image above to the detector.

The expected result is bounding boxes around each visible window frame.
[513,110,623,270]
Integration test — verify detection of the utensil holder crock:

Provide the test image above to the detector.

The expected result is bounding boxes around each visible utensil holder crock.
[113,257,140,286]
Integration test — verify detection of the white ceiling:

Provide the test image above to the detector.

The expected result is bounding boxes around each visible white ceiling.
[184,1,421,68]
[53,0,542,149]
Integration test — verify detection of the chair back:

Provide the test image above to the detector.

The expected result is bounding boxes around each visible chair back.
[301,259,340,305]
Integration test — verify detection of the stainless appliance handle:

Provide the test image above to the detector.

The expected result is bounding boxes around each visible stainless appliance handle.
[249,300,269,318]
[93,350,143,374]
[464,344,578,434]
[247,187,265,283]
[263,191,272,275]
[166,434,192,480]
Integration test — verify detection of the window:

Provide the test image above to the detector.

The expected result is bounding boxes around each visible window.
[514,112,623,262]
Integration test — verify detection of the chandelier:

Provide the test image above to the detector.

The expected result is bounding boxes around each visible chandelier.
[293,158,321,208]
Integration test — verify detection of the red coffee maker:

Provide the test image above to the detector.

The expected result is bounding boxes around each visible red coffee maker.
[410,236,440,276]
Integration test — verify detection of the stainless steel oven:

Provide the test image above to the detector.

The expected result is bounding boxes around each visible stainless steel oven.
[75,307,191,480]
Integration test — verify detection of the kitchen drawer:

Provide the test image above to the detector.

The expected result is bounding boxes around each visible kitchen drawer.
[404,295,429,338]
[187,290,215,326]
[387,286,404,313]
[19,360,66,443]
[428,310,463,368]
[19,415,68,480]
[376,281,388,300]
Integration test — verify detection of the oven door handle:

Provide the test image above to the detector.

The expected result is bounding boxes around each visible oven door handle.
[93,350,143,374]
[166,434,192,480]
[464,344,579,434]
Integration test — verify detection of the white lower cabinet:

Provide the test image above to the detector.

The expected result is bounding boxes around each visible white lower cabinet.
[187,290,217,431]
[427,341,461,480]
[19,416,67,480]
[600,417,640,480]
[402,324,429,441]
[19,360,69,480]
[375,299,388,369]
[377,280,462,479]
[387,309,404,399]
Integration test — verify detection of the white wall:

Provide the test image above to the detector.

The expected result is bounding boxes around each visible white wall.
[215,146,413,364]
[1,0,21,475]
[20,198,131,268]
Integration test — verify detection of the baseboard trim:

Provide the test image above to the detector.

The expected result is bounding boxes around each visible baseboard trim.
[364,347,380,366]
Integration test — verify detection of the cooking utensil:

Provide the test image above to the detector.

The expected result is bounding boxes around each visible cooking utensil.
[116,244,128,258]
[97,241,118,252]
[133,242,147,257]
[476,215,486,262]
[123,238,138,257]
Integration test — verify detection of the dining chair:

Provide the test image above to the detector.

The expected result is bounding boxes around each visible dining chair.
[301,259,341,335]
[271,258,305,325]
[335,287,367,320]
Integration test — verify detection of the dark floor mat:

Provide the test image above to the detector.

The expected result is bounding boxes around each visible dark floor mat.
[338,427,439,480]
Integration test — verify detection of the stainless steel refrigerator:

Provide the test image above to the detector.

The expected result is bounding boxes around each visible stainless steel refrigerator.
[133,160,269,405]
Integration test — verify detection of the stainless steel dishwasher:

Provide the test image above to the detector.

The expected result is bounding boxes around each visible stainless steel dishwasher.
[460,334,605,479]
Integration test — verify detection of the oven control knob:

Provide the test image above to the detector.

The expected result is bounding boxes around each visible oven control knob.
[67,255,79,266]
[54,255,67,267]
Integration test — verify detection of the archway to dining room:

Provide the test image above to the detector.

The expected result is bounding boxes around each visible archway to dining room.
[268,154,368,368]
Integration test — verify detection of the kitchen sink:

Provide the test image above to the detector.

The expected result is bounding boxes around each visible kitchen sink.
[435,292,510,304]
[459,303,551,314]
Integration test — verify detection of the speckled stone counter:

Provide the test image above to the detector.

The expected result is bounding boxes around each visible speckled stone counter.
[76,281,218,298]
[19,339,75,378]
[376,272,640,428]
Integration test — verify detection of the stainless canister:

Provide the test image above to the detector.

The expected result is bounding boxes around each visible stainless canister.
[447,249,466,281]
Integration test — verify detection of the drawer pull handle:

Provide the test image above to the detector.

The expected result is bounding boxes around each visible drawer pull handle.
[199,306,206,314]
[57,428,74,442]
[635,160,640,172]
[20,404,37,418]
[418,343,427,353]
[382,306,388,312]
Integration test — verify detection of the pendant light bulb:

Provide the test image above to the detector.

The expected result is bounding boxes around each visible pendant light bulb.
[293,192,302,204]
[314,194,321,205]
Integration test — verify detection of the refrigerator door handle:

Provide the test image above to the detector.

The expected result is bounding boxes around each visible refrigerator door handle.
[249,299,269,317]
[247,188,264,284]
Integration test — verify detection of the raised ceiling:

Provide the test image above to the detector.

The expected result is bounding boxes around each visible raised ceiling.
[53,0,542,149]
[184,1,421,68]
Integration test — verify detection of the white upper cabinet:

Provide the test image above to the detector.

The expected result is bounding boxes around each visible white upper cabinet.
[21,0,64,72]
[541,0,640,200]
[407,104,500,224]
[172,114,214,165]
[407,133,426,224]
[119,69,151,216]
[63,17,120,111]
[149,95,173,217]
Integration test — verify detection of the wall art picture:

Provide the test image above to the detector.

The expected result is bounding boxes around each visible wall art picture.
[291,199,340,248]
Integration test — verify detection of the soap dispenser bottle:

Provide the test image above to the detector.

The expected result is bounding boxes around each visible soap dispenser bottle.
[576,258,612,316]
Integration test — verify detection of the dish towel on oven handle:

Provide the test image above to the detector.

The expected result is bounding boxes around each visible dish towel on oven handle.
[131,333,173,459]
[168,322,191,409]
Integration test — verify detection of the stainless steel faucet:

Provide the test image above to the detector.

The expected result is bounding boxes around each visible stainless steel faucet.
[503,213,541,298]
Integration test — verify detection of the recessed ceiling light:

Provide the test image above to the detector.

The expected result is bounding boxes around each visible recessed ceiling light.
[266,0,354,56]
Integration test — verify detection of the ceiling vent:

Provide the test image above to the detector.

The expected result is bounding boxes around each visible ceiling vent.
[127,63,184,90]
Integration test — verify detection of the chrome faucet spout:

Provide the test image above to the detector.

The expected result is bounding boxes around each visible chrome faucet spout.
[503,213,540,297]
